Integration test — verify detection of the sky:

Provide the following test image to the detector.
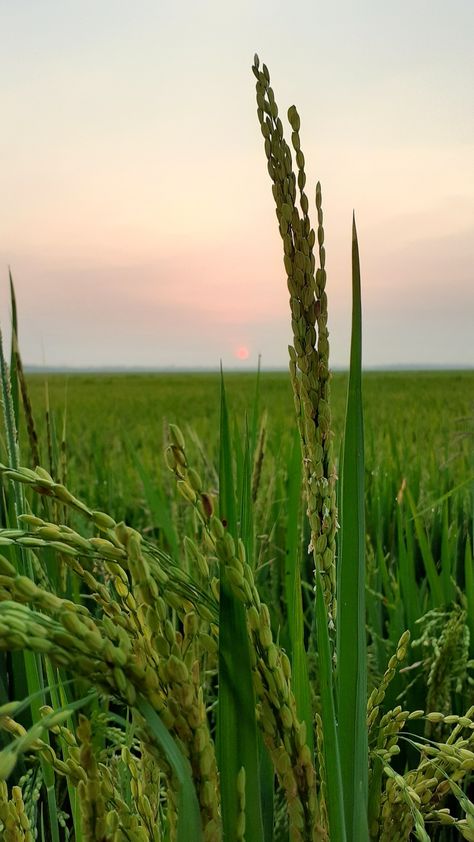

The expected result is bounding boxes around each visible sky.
[1,0,473,369]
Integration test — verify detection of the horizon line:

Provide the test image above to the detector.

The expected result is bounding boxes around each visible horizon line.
[23,363,474,375]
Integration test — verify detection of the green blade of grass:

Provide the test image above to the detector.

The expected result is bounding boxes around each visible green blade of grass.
[8,270,19,433]
[0,329,22,528]
[337,215,368,838]
[314,572,346,841]
[219,368,237,536]
[8,272,41,471]
[218,370,264,842]
[241,419,274,841]
[240,419,254,568]
[284,428,313,756]
[137,697,203,842]
[234,414,245,508]
[130,442,179,559]
[465,536,474,658]
[0,319,60,842]
[406,486,444,606]
[250,354,261,458]
[440,499,454,603]
[410,477,474,519]
[48,666,82,841]
[397,503,420,631]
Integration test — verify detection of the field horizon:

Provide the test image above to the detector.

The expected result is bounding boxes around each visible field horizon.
[23,363,474,374]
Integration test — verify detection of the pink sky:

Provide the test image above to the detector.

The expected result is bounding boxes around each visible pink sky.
[1,1,473,368]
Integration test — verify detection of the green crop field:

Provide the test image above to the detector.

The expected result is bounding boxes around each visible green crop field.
[0,55,473,842]
[0,365,471,841]
[24,369,473,519]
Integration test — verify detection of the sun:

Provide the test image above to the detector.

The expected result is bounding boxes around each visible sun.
[235,345,250,360]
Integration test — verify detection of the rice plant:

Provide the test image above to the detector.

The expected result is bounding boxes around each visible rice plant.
[0,58,472,841]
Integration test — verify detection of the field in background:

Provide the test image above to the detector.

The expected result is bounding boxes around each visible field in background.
[25,369,473,517]
[22,369,473,640]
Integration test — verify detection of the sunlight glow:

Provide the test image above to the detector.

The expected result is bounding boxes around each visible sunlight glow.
[235,346,250,360]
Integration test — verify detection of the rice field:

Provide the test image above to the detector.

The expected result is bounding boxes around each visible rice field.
[0,367,471,841]
[23,369,472,521]
[0,55,473,842]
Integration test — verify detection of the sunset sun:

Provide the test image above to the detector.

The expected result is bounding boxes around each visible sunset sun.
[235,345,250,360]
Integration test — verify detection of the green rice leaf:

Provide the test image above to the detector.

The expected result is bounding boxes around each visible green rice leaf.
[137,697,203,842]
[314,572,346,841]
[337,214,368,838]
[284,429,313,755]
[409,477,474,518]
[465,536,474,658]
[8,270,19,432]
[218,370,264,841]
[406,486,444,606]
[440,499,455,603]
[130,442,179,559]
[250,354,261,458]
[397,504,420,631]
[240,419,254,568]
